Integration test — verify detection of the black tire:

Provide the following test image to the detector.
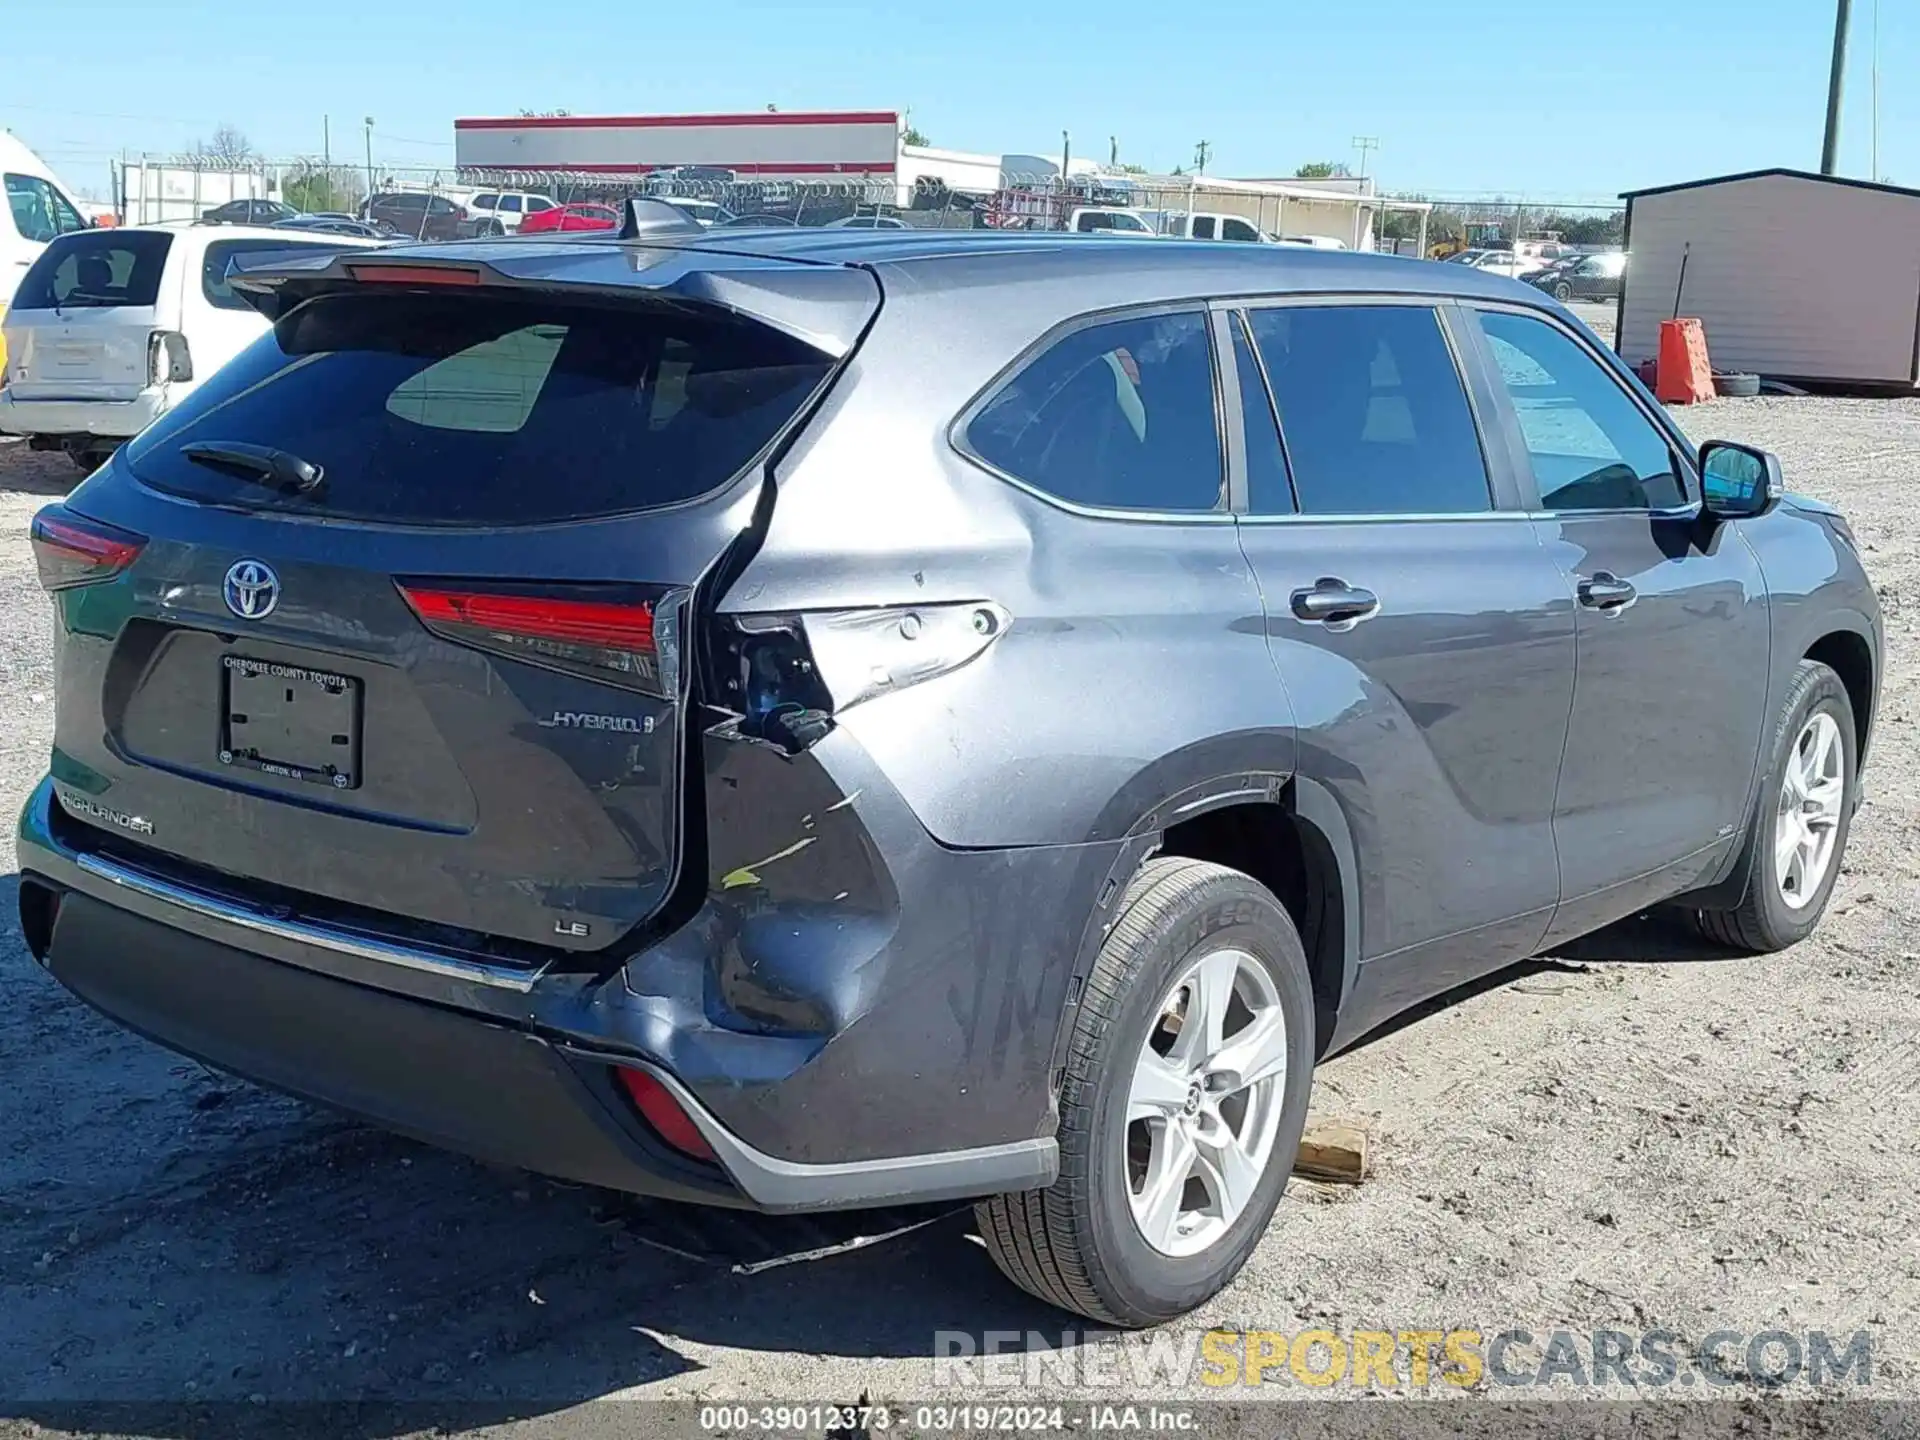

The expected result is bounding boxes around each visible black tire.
[1715,371,1762,398]
[1553,281,1573,302]
[1694,660,1856,953]
[484,219,505,237]
[974,857,1314,1326]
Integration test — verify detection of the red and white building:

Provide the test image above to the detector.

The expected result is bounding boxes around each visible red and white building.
[453,109,1005,205]
[455,110,903,181]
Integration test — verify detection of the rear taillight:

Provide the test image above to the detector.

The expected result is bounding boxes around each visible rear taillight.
[147,330,192,386]
[30,505,146,592]
[398,582,682,697]
[614,1067,717,1162]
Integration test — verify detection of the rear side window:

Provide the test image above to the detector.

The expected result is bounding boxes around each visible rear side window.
[965,309,1223,513]
[202,239,342,311]
[1244,304,1490,516]
[125,291,834,526]
[12,230,173,310]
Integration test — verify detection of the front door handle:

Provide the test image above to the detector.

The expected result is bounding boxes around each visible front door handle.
[1290,579,1380,624]
[1577,572,1637,610]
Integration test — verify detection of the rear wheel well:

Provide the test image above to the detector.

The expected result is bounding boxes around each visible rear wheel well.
[1159,799,1345,1055]
[1806,631,1874,760]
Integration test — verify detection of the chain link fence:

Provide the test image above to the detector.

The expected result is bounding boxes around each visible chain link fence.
[107,153,1624,258]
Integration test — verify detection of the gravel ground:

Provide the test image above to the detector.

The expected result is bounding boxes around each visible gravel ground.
[0,395,1912,1432]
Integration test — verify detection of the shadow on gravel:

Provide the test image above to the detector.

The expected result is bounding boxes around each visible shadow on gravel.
[1544,909,1750,965]
[0,438,82,497]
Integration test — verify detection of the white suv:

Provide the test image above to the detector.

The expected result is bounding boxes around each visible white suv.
[464,191,557,235]
[0,223,380,469]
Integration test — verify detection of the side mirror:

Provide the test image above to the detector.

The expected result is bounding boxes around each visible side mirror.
[1698,439,1781,521]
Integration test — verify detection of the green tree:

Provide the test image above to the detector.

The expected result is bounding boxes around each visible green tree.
[283,159,364,215]
[1294,161,1350,179]
[516,108,571,118]
[903,125,930,147]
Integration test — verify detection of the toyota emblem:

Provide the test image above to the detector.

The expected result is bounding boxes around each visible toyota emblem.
[223,559,280,621]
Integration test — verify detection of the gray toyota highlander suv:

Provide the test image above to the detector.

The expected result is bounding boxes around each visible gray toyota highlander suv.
[18,228,1881,1326]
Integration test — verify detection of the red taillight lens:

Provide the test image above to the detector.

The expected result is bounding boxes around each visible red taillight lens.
[614,1067,717,1162]
[398,583,675,695]
[29,506,146,592]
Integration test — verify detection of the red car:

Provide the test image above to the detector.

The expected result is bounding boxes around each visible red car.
[518,202,620,235]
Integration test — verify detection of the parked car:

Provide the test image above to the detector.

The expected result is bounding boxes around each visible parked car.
[464,191,557,236]
[825,213,910,229]
[199,198,298,227]
[518,202,620,235]
[272,215,390,239]
[19,234,1879,1329]
[362,191,466,241]
[0,224,380,468]
[1528,250,1627,303]
[715,213,798,228]
[659,198,735,228]
[1069,206,1158,235]
[1162,211,1265,243]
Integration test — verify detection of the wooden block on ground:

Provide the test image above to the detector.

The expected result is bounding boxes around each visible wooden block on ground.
[1293,1123,1370,1184]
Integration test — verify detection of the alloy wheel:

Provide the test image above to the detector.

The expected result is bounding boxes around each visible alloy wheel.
[1774,711,1845,909]
[1126,948,1290,1257]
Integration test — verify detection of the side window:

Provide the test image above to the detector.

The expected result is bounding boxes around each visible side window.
[473,194,499,211]
[1246,304,1491,516]
[1077,212,1112,231]
[498,195,523,214]
[1474,310,1685,511]
[965,309,1225,513]
[1191,216,1216,240]
[526,197,554,213]
[6,173,84,243]
[1222,217,1259,242]
[1230,314,1294,514]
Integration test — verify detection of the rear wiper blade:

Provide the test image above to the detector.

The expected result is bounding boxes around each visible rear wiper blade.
[180,441,324,495]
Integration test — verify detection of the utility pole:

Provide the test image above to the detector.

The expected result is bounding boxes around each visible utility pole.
[323,114,330,170]
[1193,140,1211,175]
[363,116,375,204]
[1871,0,1880,178]
[1061,130,1070,181]
[1109,135,1118,168]
[1351,135,1380,179]
[1821,0,1851,175]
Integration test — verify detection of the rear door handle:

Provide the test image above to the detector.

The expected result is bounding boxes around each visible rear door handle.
[1290,579,1380,624]
[1577,572,1637,610]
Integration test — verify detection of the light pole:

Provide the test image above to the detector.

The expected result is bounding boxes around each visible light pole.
[363,117,376,206]
[1352,136,1379,179]
[1821,0,1850,175]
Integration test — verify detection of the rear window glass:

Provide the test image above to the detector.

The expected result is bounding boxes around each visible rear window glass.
[12,231,173,310]
[125,291,834,526]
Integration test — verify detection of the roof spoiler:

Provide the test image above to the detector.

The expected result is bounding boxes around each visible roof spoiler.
[620,197,707,241]
[222,245,880,358]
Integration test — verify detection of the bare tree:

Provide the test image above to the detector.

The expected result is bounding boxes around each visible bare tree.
[178,124,258,171]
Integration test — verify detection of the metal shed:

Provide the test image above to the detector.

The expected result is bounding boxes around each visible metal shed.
[1616,168,1920,389]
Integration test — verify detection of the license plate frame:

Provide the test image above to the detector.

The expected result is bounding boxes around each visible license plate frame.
[219,654,362,791]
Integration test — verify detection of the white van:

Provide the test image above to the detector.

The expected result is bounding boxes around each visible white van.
[2,134,94,374]
[0,223,380,468]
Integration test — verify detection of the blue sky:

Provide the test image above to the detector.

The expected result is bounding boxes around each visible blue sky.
[5,0,1910,205]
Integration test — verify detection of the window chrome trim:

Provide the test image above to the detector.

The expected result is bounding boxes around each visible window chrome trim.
[1234,509,1540,527]
[69,845,544,993]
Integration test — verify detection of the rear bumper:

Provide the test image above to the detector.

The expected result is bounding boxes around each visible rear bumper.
[19,773,1070,1211]
[0,387,170,440]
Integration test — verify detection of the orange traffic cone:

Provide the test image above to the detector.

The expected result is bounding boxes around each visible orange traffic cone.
[1655,318,1715,405]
